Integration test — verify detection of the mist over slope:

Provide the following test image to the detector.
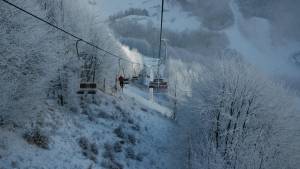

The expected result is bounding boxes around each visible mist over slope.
[227,0,300,89]
[103,0,300,90]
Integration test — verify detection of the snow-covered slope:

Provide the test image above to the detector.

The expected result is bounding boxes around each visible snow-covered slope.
[0,89,180,169]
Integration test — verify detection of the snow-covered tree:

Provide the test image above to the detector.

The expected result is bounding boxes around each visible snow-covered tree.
[0,0,141,126]
[178,57,296,169]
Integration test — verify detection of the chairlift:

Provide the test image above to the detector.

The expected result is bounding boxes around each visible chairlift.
[149,78,168,89]
[132,76,139,81]
[123,67,130,85]
[131,64,139,81]
[149,0,168,91]
[75,40,98,95]
[118,59,130,85]
[124,78,130,84]
[77,82,97,95]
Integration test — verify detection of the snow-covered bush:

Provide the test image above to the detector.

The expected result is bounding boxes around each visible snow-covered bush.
[23,129,49,149]
[114,126,125,139]
[78,137,98,162]
[102,142,124,169]
[113,142,122,153]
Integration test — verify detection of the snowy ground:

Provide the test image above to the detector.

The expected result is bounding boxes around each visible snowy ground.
[123,85,173,118]
[0,85,183,169]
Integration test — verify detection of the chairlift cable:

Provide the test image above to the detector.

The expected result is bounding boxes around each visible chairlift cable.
[2,0,170,93]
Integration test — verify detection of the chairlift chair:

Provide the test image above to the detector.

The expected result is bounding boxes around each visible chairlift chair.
[131,64,139,81]
[77,82,97,95]
[131,73,139,81]
[132,76,139,81]
[75,40,98,95]
[123,78,130,85]
[149,82,168,89]
[121,66,130,85]
[149,78,168,89]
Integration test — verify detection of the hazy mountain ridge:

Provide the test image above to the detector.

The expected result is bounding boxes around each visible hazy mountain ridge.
[106,0,300,90]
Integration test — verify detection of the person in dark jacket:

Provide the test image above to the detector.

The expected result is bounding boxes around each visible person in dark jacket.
[118,75,124,90]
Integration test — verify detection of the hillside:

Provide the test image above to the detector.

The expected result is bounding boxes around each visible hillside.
[0,86,183,169]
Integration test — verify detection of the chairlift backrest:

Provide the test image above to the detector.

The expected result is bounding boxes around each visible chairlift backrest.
[80,83,97,89]
[153,78,164,83]
[132,76,139,81]
[149,79,168,89]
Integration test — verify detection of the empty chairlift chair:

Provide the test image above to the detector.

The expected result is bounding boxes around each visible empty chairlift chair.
[75,40,98,95]
[149,78,168,90]
[77,66,97,94]
[131,75,139,81]
[132,77,138,82]
[77,82,97,95]
[121,67,130,85]
[131,70,141,81]
[123,78,130,85]
[131,64,140,81]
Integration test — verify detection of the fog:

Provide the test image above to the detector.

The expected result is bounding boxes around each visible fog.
[104,0,300,91]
